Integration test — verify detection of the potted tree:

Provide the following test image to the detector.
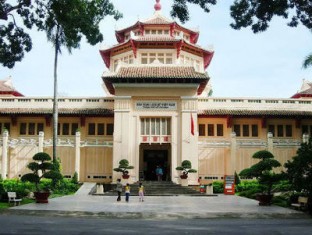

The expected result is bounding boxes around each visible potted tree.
[176,160,197,186]
[239,150,281,206]
[113,159,134,179]
[21,152,62,203]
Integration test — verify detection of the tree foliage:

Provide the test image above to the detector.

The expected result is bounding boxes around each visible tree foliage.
[284,138,312,197]
[113,159,134,176]
[0,0,122,68]
[176,160,197,176]
[239,150,281,195]
[170,0,217,24]
[303,53,312,69]
[21,152,63,192]
[230,0,312,33]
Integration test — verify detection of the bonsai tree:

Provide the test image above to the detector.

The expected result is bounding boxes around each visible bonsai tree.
[21,152,63,192]
[113,159,134,179]
[239,150,281,205]
[176,160,197,179]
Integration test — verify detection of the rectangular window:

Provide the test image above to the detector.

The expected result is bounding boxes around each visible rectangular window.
[28,123,35,135]
[57,123,60,135]
[97,123,105,135]
[106,123,114,136]
[37,123,44,134]
[277,125,284,137]
[88,123,96,135]
[252,125,258,137]
[20,123,27,135]
[286,125,292,137]
[161,118,166,135]
[233,125,240,137]
[166,118,171,135]
[243,125,249,137]
[217,124,223,136]
[208,124,214,136]
[71,123,79,135]
[62,123,69,135]
[198,124,205,136]
[268,125,275,137]
[151,118,156,135]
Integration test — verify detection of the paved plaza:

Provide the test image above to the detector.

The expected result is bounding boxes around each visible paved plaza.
[8,191,308,219]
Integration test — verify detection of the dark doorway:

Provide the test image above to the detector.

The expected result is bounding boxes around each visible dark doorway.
[143,150,169,181]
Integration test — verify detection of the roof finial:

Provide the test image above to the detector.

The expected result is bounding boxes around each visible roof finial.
[154,0,161,11]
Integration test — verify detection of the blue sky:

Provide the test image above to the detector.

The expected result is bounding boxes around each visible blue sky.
[0,0,311,98]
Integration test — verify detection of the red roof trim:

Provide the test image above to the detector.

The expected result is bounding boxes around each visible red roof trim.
[99,50,111,69]
[291,93,312,98]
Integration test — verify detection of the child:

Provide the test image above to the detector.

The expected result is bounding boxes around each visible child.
[116,179,122,202]
[138,182,145,202]
[125,183,130,202]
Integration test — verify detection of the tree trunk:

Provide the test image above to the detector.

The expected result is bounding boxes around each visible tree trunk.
[52,25,60,163]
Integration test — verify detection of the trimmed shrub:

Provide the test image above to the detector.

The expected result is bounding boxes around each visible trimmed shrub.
[213,181,224,193]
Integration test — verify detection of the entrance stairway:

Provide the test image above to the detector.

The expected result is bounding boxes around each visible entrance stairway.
[100,181,205,196]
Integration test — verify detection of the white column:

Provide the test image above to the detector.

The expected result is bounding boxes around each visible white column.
[230,132,237,175]
[303,133,309,144]
[75,131,81,182]
[171,115,178,183]
[2,130,9,180]
[38,131,44,153]
[267,132,273,153]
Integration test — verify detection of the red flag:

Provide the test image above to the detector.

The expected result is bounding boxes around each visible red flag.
[191,113,194,136]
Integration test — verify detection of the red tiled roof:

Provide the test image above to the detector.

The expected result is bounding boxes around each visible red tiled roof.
[0,79,23,96]
[198,109,312,117]
[103,66,208,79]
[102,65,209,95]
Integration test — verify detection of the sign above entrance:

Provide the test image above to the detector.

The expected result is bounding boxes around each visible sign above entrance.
[136,101,177,110]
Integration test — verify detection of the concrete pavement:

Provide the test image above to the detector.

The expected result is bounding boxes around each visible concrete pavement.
[7,191,309,219]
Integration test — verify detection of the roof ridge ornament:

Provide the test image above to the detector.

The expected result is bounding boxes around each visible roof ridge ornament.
[154,0,161,12]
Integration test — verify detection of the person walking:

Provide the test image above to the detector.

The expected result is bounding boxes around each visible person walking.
[138,182,145,202]
[116,179,122,202]
[156,165,163,181]
[125,183,131,202]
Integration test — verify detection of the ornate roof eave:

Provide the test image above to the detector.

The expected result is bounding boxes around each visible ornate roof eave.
[0,91,24,97]
[291,93,312,98]
[115,20,199,44]
[100,37,214,69]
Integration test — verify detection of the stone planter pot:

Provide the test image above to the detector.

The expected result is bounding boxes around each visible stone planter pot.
[256,194,273,206]
[180,178,188,187]
[34,192,50,203]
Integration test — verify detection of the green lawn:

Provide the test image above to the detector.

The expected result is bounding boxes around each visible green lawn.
[0,198,35,209]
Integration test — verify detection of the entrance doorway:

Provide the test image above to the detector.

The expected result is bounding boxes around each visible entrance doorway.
[143,149,169,181]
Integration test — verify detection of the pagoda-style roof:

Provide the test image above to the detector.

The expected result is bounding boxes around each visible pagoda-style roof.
[115,11,199,44]
[291,79,312,98]
[0,77,23,97]
[102,64,209,95]
[99,36,214,69]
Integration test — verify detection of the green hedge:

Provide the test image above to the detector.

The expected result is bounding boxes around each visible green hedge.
[213,181,224,193]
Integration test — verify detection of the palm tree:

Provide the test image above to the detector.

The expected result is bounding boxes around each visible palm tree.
[34,0,122,161]
[303,53,312,69]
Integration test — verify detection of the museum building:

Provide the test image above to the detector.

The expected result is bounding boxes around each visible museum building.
[1,0,312,185]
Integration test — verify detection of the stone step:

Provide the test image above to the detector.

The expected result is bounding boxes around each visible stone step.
[96,181,208,196]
